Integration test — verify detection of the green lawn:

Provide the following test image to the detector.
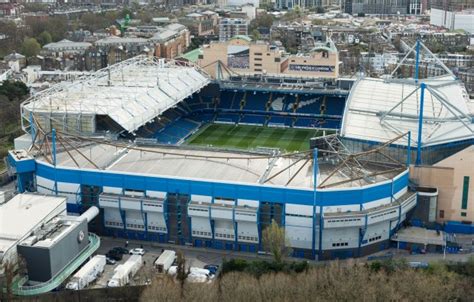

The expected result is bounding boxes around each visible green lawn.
[186,123,332,152]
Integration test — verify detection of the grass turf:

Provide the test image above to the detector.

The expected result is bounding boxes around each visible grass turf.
[186,123,332,152]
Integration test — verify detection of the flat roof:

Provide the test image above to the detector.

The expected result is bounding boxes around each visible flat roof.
[392,227,445,246]
[0,194,67,255]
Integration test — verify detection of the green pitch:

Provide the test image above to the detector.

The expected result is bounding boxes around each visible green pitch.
[186,123,331,152]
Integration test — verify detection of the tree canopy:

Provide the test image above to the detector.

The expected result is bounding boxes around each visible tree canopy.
[21,37,41,57]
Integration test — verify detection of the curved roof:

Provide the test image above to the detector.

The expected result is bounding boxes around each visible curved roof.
[341,76,474,148]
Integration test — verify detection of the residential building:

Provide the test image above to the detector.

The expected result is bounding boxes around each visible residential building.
[219,18,248,42]
[150,24,190,59]
[430,0,474,33]
[346,0,410,15]
[41,39,92,56]
[179,11,219,37]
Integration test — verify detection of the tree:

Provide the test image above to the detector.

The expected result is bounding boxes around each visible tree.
[262,219,291,263]
[21,37,41,57]
[249,13,274,33]
[0,260,15,300]
[37,31,52,46]
[175,250,189,297]
[251,29,261,41]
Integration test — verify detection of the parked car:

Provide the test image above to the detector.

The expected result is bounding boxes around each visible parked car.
[112,247,129,254]
[204,264,219,275]
[129,248,145,256]
[106,250,123,261]
[106,257,116,265]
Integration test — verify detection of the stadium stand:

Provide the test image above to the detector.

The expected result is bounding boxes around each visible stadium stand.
[132,87,347,145]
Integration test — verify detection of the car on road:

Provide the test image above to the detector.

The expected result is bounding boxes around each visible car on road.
[106,257,116,265]
[129,248,145,256]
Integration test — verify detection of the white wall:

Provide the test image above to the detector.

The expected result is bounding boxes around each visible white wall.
[431,9,474,33]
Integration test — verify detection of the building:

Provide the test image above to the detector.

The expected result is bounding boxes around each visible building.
[410,146,474,232]
[93,36,154,66]
[430,0,474,33]
[4,52,26,72]
[360,52,399,75]
[457,67,474,97]
[0,190,100,295]
[197,35,339,79]
[180,12,219,37]
[219,18,248,42]
[41,39,92,56]
[347,0,410,15]
[0,2,21,16]
[149,23,190,59]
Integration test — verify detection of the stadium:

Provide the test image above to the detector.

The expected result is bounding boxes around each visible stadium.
[7,52,473,260]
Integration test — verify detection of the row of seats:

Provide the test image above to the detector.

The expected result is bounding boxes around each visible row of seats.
[184,90,346,117]
[132,89,346,145]
[154,118,201,144]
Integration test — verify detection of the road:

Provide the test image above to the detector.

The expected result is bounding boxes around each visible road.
[98,236,474,267]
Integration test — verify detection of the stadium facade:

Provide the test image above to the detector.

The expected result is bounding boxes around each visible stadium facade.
[7,53,472,260]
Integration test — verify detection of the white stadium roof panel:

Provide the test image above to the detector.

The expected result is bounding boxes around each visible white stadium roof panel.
[22,56,210,133]
[341,76,474,148]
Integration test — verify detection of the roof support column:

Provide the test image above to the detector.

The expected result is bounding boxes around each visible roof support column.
[416,83,426,166]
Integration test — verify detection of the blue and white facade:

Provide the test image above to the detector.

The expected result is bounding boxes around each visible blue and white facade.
[8,149,416,260]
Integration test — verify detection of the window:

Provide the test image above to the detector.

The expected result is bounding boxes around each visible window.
[255,63,262,67]
[274,58,280,62]
[254,57,262,61]
[255,68,262,72]
[439,210,445,219]
[254,52,262,56]
[462,176,469,210]
[461,212,467,217]
[198,54,203,59]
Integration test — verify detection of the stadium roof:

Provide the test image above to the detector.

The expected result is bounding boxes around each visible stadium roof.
[341,76,474,148]
[22,56,210,133]
[42,140,402,190]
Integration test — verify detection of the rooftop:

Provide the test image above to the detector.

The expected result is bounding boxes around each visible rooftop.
[42,139,403,191]
[341,76,474,147]
[95,36,150,45]
[43,39,92,50]
[0,194,66,256]
[22,56,210,133]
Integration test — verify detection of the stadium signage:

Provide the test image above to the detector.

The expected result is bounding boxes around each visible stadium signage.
[289,65,334,72]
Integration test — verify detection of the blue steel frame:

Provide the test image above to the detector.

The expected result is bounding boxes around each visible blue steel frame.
[416,83,426,165]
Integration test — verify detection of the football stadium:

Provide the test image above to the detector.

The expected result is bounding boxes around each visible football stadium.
[7,54,473,260]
